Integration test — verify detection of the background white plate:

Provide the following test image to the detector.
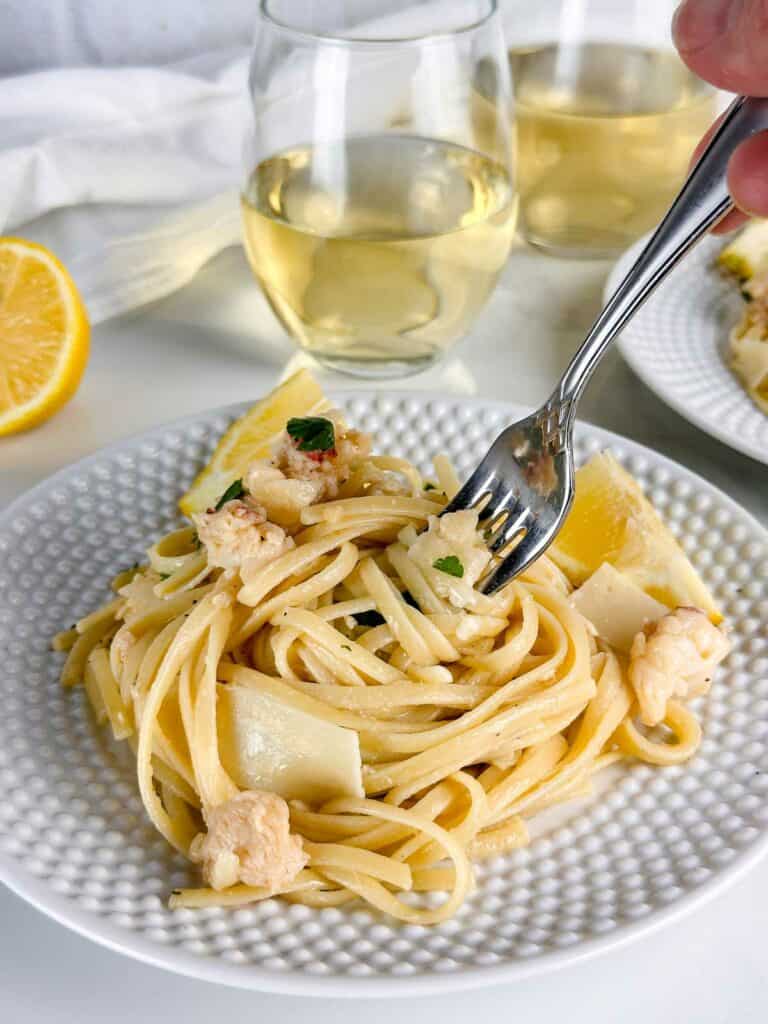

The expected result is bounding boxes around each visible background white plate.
[607,235,768,465]
[1,393,767,997]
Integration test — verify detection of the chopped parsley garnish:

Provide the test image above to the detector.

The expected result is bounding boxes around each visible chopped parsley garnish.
[191,530,201,549]
[341,644,352,651]
[424,482,437,491]
[159,573,171,581]
[286,416,335,452]
[402,590,419,609]
[214,478,245,510]
[353,609,385,627]
[741,288,751,301]
[433,555,464,578]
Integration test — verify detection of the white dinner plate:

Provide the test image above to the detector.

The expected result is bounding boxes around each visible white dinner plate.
[1,393,767,997]
[607,235,768,465]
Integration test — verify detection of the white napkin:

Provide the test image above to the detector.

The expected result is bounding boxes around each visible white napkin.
[0,49,249,323]
[0,0,492,325]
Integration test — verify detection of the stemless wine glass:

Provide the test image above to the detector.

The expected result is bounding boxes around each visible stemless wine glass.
[502,0,719,257]
[242,0,517,378]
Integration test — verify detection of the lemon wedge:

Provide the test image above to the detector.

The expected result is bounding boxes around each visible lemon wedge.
[550,452,722,622]
[0,237,90,436]
[179,369,328,516]
[718,218,768,281]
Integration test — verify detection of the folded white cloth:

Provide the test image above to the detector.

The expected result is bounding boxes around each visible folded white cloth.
[1,49,249,322]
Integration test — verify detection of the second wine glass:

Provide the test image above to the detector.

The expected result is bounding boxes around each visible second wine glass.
[242,0,517,378]
[504,0,718,257]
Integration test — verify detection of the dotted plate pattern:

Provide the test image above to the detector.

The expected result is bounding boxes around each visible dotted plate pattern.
[608,235,768,466]
[0,394,767,997]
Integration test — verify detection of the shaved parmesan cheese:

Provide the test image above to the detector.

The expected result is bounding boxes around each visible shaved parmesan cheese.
[718,218,768,280]
[217,684,364,802]
[571,562,667,652]
[731,333,768,390]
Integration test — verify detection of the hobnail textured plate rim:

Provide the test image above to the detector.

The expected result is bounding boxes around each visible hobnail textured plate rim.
[607,235,768,467]
[1,392,767,998]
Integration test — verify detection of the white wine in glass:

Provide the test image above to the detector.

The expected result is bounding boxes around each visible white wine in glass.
[242,135,516,370]
[512,42,717,256]
[502,0,718,257]
[243,1,516,378]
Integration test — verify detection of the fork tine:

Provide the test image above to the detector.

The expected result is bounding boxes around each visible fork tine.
[487,505,530,556]
[444,407,574,592]
[443,464,497,515]
[480,522,551,595]
[482,483,524,524]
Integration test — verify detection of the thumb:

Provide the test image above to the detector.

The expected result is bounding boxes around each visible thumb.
[673,0,768,95]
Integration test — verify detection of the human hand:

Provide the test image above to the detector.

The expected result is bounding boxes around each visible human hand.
[673,0,768,232]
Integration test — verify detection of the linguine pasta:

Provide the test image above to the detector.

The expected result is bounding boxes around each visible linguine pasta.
[54,412,728,925]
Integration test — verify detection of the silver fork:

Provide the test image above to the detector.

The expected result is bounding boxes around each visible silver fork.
[446,95,768,595]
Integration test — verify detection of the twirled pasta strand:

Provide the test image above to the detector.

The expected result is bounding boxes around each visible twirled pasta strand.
[55,471,706,924]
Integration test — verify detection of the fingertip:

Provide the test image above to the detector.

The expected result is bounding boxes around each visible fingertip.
[672,0,734,89]
[711,209,749,235]
[672,0,768,94]
[727,132,768,219]
[672,0,730,55]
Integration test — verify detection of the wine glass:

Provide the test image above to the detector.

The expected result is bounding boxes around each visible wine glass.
[502,0,718,257]
[242,0,517,378]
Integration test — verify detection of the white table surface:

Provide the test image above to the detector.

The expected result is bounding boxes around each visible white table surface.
[1,241,767,1021]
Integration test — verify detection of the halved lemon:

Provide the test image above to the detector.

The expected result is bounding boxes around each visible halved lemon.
[0,237,90,436]
[179,369,328,516]
[550,452,722,622]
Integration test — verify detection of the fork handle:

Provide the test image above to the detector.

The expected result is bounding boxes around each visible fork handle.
[557,95,768,406]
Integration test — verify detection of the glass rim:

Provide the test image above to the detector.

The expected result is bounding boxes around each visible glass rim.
[257,0,500,46]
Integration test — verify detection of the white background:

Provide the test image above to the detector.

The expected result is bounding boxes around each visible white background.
[2,1,767,1019]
